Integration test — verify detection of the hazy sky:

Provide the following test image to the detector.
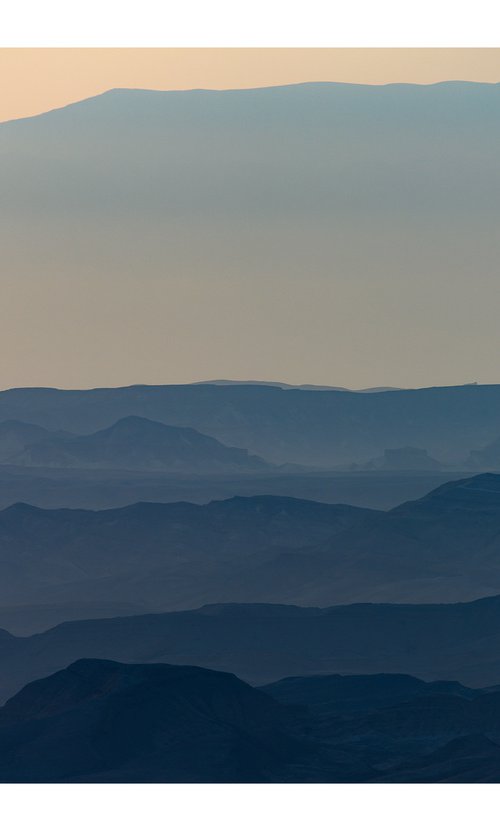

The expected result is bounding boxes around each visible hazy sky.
[1,48,500,123]
[1,51,500,391]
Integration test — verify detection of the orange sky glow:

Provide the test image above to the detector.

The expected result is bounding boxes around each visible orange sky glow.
[1,48,500,123]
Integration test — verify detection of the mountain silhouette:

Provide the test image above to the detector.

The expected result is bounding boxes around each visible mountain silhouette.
[0,474,500,630]
[262,673,474,715]
[1,383,500,466]
[0,493,374,626]
[9,415,271,473]
[2,658,500,782]
[1,78,500,783]
[6,594,500,704]
[196,379,400,393]
[0,659,303,783]
[0,459,464,514]
[220,473,500,606]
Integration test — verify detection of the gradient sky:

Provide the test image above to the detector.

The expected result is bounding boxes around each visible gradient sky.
[1,50,500,390]
[1,48,500,123]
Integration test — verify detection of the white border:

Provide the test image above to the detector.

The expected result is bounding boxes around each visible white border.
[1,782,497,831]
[1,0,500,46]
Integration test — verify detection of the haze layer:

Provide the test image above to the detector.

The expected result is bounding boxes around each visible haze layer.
[1,82,499,388]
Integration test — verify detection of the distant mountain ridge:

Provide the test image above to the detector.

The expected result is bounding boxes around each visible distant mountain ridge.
[0,491,375,628]
[5,593,500,705]
[185,473,500,608]
[5,415,271,473]
[0,474,499,630]
[0,461,466,513]
[0,383,499,466]
[196,379,401,393]
[2,79,500,783]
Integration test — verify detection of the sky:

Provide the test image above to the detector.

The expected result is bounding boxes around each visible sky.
[1,49,500,391]
[1,48,500,123]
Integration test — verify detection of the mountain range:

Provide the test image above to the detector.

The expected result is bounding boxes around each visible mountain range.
[0,493,373,631]
[0,462,464,513]
[2,657,500,782]
[1,415,270,473]
[0,473,499,635]
[6,592,500,706]
[197,379,401,393]
[0,467,499,782]
[0,383,499,466]
[2,78,500,784]
[221,472,500,606]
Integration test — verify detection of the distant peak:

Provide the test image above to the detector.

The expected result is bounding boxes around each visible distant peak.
[109,415,163,428]
[100,415,192,435]
[209,493,334,511]
[2,502,43,515]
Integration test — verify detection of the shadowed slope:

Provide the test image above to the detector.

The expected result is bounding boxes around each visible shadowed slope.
[3,659,500,782]
[0,659,304,783]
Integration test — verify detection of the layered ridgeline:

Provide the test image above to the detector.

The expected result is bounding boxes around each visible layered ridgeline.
[0,474,500,633]
[0,463,465,513]
[263,670,500,784]
[5,594,500,704]
[0,416,270,473]
[0,494,374,632]
[220,472,500,606]
[2,658,500,782]
[0,384,500,466]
